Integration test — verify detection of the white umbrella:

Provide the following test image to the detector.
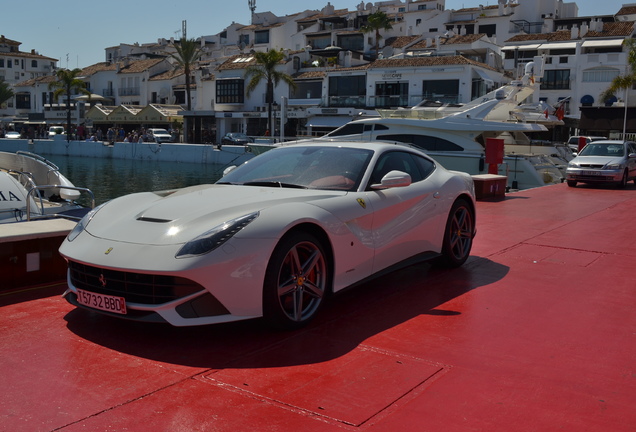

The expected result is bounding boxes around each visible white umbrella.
[73,93,108,101]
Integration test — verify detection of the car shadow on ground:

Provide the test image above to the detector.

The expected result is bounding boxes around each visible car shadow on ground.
[63,256,509,370]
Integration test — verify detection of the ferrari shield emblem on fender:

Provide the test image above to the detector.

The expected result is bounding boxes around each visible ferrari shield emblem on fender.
[357,198,366,209]
[105,247,113,255]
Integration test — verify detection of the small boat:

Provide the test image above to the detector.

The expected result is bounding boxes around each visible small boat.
[0,151,93,223]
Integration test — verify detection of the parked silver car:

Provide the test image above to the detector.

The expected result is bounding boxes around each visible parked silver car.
[566,140,636,188]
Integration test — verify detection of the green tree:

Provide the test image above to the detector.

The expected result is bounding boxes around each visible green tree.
[244,49,296,136]
[0,80,14,106]
[361,11,394,59]
[601,38,636,135]
[169,38,204,111]
[48,68,89,141]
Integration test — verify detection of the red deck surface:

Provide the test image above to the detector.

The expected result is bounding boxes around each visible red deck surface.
[1,182,635,431]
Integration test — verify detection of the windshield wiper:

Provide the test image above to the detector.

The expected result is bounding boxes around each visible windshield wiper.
[242,181,307,189]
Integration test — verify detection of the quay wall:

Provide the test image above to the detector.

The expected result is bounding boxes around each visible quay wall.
[0,136,256,166]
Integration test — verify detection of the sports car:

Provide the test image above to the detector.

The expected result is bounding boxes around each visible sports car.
[60,141,476,329]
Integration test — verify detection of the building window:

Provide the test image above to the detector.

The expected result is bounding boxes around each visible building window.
[337,34,364,51]
[216,78,244,104]
[239,34,250,46]
[542,70,570,90]
[374,82,409,107]
[0,59,4,67]
[421,79,459,103]
[582,67,620,82]
[328,75,366,107]
[15,93,31,109]
[290,81,321,99]
[31,60,38,68]
[255,30,270,44]
[478,24,496,37]
[418,4,426,9]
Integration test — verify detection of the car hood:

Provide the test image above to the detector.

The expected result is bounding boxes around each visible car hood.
[84,184,344,245]
[572,155,624,166]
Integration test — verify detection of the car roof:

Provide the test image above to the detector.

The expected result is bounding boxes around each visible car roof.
[588,140,633,145]
[280,139,424,154]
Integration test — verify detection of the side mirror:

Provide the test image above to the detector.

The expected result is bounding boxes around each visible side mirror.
[371,170,412,189]
[223,165,237,176]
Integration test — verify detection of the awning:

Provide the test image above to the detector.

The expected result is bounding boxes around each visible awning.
[581,38,624,48]
[539,42,578,50]
[307,116,352,128]
[502,43,541,50]
[473,68,495,87]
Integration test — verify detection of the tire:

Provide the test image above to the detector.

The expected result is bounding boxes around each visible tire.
[263,232,329,329]
[617,170,628,188]
[567,180,577,187]
[436,198,475,268]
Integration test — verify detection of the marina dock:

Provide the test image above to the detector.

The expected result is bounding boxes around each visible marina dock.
[1,182,634,431]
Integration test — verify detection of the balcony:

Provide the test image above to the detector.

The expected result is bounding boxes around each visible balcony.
[118,87,140,96]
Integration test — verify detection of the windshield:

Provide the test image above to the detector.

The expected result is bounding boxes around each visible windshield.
[218,145,373,191]
[579,143,625,157]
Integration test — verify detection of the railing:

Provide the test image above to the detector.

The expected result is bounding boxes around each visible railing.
[326,95,366,108]
[367,95,410,108]
[118,87,140,96]
[26,185,95,221]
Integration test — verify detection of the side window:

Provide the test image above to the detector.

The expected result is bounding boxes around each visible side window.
[370,151,426,185]
[413,154,436,179]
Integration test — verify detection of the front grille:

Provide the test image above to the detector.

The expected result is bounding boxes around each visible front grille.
[579,164,605,169]
[68,261,204,305]
[575,175,614,181]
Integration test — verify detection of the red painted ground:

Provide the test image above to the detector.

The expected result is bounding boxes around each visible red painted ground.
[1,182,635,432]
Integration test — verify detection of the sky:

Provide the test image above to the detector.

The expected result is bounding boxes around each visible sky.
[2,0,628,69]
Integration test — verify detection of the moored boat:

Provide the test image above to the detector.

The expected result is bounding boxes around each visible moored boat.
[0,151,93,223]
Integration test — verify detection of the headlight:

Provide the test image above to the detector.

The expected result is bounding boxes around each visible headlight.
[567,162,579,168]
[605,163,622,170]
[176,212,259,258]
[66,203,106,242]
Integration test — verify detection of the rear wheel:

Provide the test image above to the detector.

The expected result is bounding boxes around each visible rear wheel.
[263,232,328,329]
[436,199,474,268]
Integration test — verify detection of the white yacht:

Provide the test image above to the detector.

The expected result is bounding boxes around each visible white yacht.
[317,66,568,190]
[0,151,93,223]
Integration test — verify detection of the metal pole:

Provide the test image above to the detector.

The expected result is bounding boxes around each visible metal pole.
[280,96,287,143]
[623,87,628,140]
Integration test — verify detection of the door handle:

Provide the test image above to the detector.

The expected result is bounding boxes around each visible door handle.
[433,192,440,199]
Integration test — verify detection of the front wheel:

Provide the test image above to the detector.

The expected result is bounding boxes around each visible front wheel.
[436,199,475,268]
[617,170,628,188]
[567,180,577,187]
[263,232,329,329]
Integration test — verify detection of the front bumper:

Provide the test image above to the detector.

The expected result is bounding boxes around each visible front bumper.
[566,168,623,183]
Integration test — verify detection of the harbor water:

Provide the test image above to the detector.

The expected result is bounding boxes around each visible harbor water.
[47,155,229,207]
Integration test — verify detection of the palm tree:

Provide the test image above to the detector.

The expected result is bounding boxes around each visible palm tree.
[0,80,14,106]
[169,38,204,111]
[48,68,90,142]
[244,49,296,136]
[360,10,394,59]
[601,38,636,137]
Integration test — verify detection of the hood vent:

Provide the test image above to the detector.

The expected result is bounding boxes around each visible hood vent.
[136,216,173,223]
